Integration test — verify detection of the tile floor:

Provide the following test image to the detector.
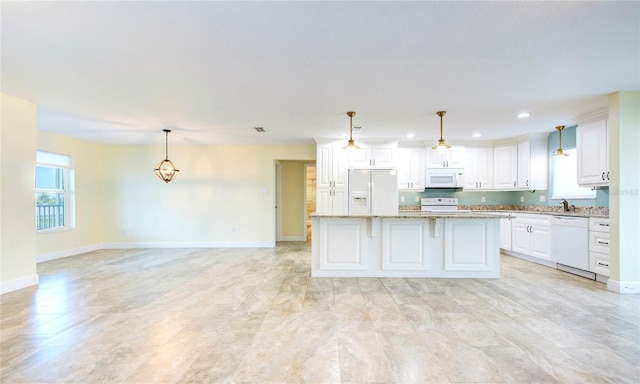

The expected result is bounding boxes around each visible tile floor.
[1,242,639,383]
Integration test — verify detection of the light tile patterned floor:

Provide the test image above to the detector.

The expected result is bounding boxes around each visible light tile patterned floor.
[1,242,639,383]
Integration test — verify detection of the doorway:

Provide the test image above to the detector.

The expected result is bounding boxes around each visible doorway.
[305,164,316,242]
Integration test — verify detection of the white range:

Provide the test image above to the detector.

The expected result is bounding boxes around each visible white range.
[421,197,471,213]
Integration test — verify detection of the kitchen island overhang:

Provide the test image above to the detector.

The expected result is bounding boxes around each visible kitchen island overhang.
[311,212,504,278]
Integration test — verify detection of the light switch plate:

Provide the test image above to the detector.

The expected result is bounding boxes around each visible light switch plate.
[400,196,405,202]
[481,196,486,203]
[540,195,546,202]
[520,196,524,202]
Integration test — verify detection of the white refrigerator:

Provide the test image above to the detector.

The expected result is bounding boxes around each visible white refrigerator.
[348,169,399,216]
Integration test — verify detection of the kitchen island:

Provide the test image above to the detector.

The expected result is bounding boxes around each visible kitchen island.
[311,211,504,278]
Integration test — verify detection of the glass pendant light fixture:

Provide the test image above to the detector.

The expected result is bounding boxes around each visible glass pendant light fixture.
[553,125,568,157]
[432,110,451,152]
[154,129,180,183]
[343,111,360,150]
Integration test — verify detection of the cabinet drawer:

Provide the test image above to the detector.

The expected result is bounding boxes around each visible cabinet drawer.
[590,251,610,276]
[589,231,610,254]
[589,218,610,233]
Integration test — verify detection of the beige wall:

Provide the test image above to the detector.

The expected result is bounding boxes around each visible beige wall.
[101,144,315,245]
[36,131,105,259]
[1,94,38,293]
[608,91,640,292]
[280,160,314,238]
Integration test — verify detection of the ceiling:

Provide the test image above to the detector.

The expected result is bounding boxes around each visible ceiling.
[1,1,638,146]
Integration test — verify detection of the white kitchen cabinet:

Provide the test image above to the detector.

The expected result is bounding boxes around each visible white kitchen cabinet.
[464,147,493,190]
[517,138,548,190]
[317,218,367,270]
[499,216,512,251]
[577,119,609,186]
[444,219,495,271]
[426,146,465,168]
[397,147,426,190]
[493,145,518,189]
[589,217,610,277]
[316,140,348,215]
[511,214,551,260]
[382,219,430,270]
[348,141,397,168]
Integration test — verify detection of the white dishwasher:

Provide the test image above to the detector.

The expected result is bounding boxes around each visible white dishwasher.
[551,216,589,271]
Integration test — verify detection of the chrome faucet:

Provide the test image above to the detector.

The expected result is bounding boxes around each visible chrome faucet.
[561,199,570,212]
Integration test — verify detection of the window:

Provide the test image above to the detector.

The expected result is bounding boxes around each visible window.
[551,148,596,199]
[35,151,74,231]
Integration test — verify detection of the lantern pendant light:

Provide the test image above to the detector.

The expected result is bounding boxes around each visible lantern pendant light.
[343,111,360,150]
[432,111,452,152]
[553,125,568,157]
[153,129,180,183]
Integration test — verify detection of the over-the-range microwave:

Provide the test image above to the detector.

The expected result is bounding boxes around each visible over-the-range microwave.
[425,168,465,189]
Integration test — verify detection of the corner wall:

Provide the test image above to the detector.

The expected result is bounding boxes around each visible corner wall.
[1,94,38,294]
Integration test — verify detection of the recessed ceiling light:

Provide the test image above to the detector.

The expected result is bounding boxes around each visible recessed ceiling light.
[472,133,482,138]
[254,127,265,132]
[406,132,415,139]
[517,112,530,118]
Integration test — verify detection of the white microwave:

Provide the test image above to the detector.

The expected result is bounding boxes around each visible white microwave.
[425,168,464,189]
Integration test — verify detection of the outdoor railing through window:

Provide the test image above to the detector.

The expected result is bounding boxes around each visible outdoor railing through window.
[36,204,65,230]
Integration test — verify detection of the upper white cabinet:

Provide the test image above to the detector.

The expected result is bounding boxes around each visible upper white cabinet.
[464,147,493,190]
[397,147,426,190]
[426,146,465,168]
[493,144,518,189]
[316,140,348,215]
[348,141,397,168]
[577,118,609,186]
[517,138,548,190]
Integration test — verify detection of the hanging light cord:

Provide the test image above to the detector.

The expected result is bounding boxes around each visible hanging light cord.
[164,129,170,160]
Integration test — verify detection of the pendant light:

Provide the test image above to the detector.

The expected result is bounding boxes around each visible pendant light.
[553,125,568,157]
[432,110,451,152]
[153,129,180,183]
[343,111,360,150]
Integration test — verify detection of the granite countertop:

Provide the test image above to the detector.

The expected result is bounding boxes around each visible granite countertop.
[398,205,609,219]
[312,211,505,219]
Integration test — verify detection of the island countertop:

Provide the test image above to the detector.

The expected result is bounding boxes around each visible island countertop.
[311,211,505,219]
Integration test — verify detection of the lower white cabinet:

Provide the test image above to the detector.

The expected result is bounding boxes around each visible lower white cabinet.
[589,217,610,277]
[382,219,429,270]
[511,214,551,260]
[499,217,512,251]
[317,218,367,270]
[444,219,494,271]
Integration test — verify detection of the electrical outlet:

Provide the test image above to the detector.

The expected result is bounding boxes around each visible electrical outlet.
[400,196,405,202]
[520,196,524,203]
[540,195,546,202]
[415,196,420,202]
[481,196,486,203]
[231,227,236,233]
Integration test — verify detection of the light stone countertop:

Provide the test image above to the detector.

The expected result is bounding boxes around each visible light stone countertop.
[312,211,505,219]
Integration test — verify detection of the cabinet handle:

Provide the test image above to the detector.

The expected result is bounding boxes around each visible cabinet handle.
[597,240,609,245]
[479,182,482,188]
[602,172,605,181]
[598,223,609,227]
[597,261,609,267]
[514,181,517,187]
[447,161,449,167]
[526,180,529,187]
[607,171,609,181]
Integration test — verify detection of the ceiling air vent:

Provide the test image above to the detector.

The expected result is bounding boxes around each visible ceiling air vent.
[255,127,266,133]
[353,126,362,131]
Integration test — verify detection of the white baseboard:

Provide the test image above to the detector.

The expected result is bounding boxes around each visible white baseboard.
[0,274,39,295]
[37,243,105,263]
[279,236,306,242]
[607,279,640,294]
[105,241,275,249]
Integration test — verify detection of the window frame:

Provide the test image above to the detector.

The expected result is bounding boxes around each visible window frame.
[550,147,596,200]
[35,151,75,233]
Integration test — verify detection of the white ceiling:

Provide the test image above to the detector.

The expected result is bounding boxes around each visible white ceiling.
[2,1,638,146]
